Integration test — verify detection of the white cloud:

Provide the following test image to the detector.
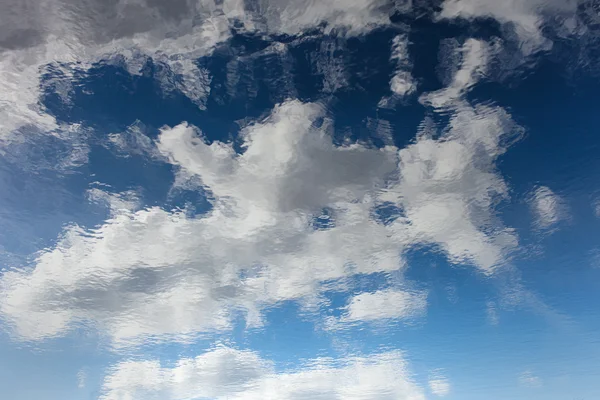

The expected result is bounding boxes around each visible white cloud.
[0,0,405,145]
[391,72,416,97]
[382,103,521,272]
[0,100,402,343]
[402,37,521,273]
[157,101,397,215]
[529,186,568,232]
[257,0,396,36]
[0,0,237,144]
[100,347,426,400]
[389,35,416,97]
[0,12,525,345]
[0,79,523,343]
[342,289,427,323]
[101,346,267,400]
[420,38,494,109]
[428,373,450,397]
[437,0,579,55]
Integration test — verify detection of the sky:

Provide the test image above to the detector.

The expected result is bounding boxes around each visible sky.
[1,0,600,399]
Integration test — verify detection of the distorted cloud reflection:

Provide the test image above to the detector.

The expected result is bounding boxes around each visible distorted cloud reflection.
[1,0,600,399]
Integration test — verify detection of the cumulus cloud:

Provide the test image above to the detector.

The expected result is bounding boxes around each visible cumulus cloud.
[529,185,568,232]
[383,103,521,272]
[0,69,523,342]
[157,101,396,214]
[100,347,426,400]
[0,100,402,343]
[404,36,522,272]
[101,346,267,400]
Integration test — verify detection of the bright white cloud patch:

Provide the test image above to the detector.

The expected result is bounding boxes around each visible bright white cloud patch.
[100,347,426,400]
[342,289,427,322]
[383,103,521,272]
[0,100,401,343]
[101,346,267,400]
[0,60,523,342]
[529,186,568,232]
[157,101,396,214]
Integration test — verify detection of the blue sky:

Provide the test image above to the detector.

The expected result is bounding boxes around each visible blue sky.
[1,0,600,399]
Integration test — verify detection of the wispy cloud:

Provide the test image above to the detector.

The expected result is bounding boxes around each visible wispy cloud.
[437,0,579,55]
[486,300,499,325]
[389,35,416,97]
[77,368,87,389]
[429,371,451,397]
[593,197,600,218]
[0,0,401,145]
[519,370,542,388]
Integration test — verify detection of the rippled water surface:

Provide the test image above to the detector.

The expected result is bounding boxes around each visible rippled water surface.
[1,1,600,399]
